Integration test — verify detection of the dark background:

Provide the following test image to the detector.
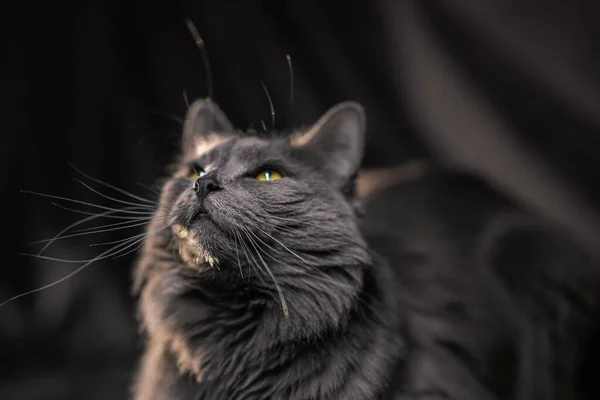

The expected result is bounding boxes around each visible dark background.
[2,1,600,399]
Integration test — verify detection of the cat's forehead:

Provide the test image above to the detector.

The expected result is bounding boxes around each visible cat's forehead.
[192,134,289,166]
[193,134,231,157]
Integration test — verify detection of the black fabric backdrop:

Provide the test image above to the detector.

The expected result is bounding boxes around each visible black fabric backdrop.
[2,1,600,399]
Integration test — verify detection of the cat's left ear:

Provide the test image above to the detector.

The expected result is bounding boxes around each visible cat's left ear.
[182,99,234,156]
[292,101,366,184]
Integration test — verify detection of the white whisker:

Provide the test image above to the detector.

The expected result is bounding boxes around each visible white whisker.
[242,228,289,318]
[74,178,156,209]
[68,162,156,205]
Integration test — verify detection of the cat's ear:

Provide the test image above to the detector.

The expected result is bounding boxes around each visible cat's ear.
[182,99,234,156]
[292,101,366,184]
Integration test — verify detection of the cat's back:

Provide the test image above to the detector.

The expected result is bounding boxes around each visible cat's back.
[361,166,600,399]
[361,166,510,263]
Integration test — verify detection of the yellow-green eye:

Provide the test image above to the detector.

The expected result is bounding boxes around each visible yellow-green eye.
[189,168,206,179]
[255,170,283,181]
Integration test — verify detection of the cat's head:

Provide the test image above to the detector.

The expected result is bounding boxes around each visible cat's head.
[146,99,370,320]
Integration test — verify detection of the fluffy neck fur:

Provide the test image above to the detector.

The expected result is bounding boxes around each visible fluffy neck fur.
[134,227,404,400]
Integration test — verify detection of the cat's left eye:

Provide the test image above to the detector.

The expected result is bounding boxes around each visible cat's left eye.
[255,170,283,181]
[189,168,206,179]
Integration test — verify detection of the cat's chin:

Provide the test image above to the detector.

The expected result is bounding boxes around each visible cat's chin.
[172,223,220,270]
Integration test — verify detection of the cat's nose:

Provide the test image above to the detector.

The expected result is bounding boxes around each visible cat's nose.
[193,175,220,202]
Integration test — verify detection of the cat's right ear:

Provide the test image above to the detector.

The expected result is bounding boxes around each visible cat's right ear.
[182,99,234,156]
[291,102,366,185]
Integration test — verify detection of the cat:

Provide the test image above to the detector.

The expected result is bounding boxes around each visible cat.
[132,99,600,399]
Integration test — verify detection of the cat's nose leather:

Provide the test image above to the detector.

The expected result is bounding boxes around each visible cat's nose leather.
[193,175,220,203]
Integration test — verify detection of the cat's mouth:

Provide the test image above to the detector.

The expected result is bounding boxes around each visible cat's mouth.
[171,223,219,269]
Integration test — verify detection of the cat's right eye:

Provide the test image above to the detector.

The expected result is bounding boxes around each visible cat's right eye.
[189,168,206,179]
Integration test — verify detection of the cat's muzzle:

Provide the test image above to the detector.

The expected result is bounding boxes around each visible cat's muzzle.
[171,223,219,268]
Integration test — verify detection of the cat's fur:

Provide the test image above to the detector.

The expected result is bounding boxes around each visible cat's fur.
[133,100,599,399]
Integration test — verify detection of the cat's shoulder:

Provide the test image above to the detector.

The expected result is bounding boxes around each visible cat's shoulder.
[360,164,516,242]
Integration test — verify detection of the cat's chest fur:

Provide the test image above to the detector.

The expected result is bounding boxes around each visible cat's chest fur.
[135,252,404,400]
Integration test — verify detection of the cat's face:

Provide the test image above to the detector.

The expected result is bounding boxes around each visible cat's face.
[152,99,369,298]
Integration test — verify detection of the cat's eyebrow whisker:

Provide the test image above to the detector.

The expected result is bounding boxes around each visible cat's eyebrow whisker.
[183,90,190,108]
[260,80,275,129]
[68,162,157,205]
[185,19,213,100]
[286,54,294,119]
[73,179,156,209]
[242,228,289,318]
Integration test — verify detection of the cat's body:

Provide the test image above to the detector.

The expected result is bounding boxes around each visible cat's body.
[133,100,599,399]
[363,169,599,399]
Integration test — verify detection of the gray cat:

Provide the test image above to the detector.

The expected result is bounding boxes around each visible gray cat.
[133,100,599,399]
